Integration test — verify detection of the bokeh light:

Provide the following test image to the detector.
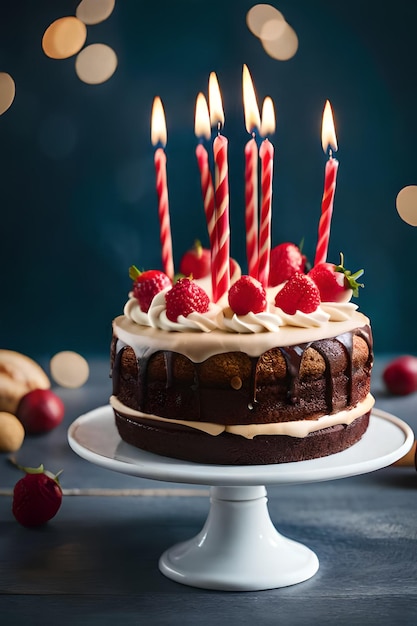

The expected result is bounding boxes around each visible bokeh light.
[246,4,298,61]
[396,185,417,226]
[42,16,87,59]
[50,351,90,388]
[76,0,116,25]
[0,73,16,115]
[75,43,118,84]
[261,23,298,60]
[246,4,285,38]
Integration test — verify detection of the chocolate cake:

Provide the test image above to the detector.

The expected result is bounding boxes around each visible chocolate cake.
[110,309,374,465]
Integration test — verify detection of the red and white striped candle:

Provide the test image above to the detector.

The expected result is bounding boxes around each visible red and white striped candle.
[195,92,216,296]
[258,97,275,288]
[151,97,174,280]
[242,64,261,279]
[314,100,339,267]
[209,72,230,303]
[213,133,230,303]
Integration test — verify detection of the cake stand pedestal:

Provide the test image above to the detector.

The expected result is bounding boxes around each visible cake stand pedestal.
[159,484,318,590]
[68,407,413,591]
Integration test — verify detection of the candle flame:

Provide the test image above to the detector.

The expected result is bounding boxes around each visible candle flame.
[242,64,260,134]
[208,72,225,128]
[321,100,337,154]
[260,96,276,136]
[194,92,211,140]
[151,96,167,147]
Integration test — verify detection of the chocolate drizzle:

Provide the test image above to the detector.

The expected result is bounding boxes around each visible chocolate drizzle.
[280,344,310,404]
[112,325,373,422]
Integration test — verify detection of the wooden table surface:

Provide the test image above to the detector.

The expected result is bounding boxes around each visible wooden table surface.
[1,356,417,626]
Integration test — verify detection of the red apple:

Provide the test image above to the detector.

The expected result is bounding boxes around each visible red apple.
[179,241,211,279]
[17,389,65,434]
[382,355,417,396]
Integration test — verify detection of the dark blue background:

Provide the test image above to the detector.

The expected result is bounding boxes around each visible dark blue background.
[1,0,416,358]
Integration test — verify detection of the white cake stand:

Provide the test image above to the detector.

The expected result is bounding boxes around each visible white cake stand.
[68,406,413,591]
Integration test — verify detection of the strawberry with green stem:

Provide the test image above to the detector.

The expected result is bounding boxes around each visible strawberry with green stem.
[129,266,172,313]
[10,458,63,527]
[308,253,364,302]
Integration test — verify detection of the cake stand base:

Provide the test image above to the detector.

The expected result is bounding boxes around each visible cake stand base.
[68,406,414,592]
[159,485,318,591]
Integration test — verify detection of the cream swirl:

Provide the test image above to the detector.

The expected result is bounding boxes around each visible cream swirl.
[273,305,331,328]
[123,294,152,326]
[321,301,358,321]
[220,310,283,333]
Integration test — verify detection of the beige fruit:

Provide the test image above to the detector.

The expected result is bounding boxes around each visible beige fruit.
[0,350,50,414]
[0,411,25,452]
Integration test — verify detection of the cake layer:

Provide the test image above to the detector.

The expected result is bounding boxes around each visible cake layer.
[113,408,371,465]
[111,314,373,426]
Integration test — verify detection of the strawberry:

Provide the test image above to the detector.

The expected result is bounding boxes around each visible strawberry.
[17,389,65,434]
[383,355,417,396]
[179,240,211,279]
[308,254,364,302]
[228,275,267,315]
[129,266,172,312]
[165,277,210,322]
[12,462,63,527]
[274,272,321,315]
[269,242,308,287]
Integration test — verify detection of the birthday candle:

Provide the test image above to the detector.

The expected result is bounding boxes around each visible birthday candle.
[209,72,230,303]
[242,64,261,279]
[195,92,216,296]
[258,97,275,288]
[314,100,339,267]
[151,97,174,280]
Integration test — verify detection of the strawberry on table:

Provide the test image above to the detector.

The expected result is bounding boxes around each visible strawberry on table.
[269,242,307,287]
[12,462,63,527]
[274,272,321,315]
[179,240,211,279]
[383,355,417,396]
[165,277,210,322]
[129,266,172,313]
[308,254,364,302]
[228,275,267,315]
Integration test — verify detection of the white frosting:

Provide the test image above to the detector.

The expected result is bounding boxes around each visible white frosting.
[273,306,330,328]
[220,310,283,333]
[114,310,370,363]
[110,394,375,440]
[321,301,358,321]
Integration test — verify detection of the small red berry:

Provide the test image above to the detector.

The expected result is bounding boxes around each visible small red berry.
[269,242,307,287]
[179,240,211,279]
[274,273,321,315]
[228,275,267,315]
[165,277,210,322]
[308,254,364,302]
[129,266,172,312]
[383,355,417,396]
[12,463,63,527]
[17,389,65,434]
